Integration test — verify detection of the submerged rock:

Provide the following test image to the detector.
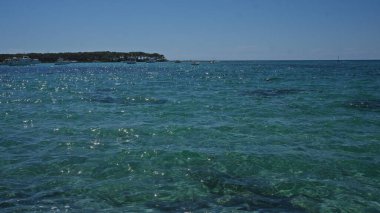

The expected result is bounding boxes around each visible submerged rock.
[189,167,270,195]
[188,167,305,212]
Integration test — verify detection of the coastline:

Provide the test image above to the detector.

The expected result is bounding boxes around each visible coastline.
[0,51,167,63]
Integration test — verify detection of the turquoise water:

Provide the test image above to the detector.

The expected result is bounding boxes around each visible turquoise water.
[0,61,379,212]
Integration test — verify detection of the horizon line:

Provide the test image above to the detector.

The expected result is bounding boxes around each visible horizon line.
[0,51,379,61]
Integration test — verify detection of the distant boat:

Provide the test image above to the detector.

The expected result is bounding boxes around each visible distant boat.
[174,60,181,63]
[55,58,71,65]
[209,60,216,64]
[191,61,200,66]
[337,56,341,64]
[5,56,40,66]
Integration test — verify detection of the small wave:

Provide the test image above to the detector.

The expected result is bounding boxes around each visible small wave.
[86,96,168,105]
[345,100,380,111]
[242,88,305,97]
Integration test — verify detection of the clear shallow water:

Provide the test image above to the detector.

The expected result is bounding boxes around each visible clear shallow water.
[0,61,379,212]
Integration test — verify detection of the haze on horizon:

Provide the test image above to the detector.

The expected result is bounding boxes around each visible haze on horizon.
[1,0,380,60]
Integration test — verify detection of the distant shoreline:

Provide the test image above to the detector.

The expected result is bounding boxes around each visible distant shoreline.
[0,51,167,63]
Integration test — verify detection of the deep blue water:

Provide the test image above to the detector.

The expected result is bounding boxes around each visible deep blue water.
[0,61,379,212]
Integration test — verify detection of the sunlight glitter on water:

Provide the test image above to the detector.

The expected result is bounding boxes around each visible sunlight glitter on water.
[0,61,379,212]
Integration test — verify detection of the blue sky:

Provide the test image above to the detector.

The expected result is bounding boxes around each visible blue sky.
[1,0,379,60]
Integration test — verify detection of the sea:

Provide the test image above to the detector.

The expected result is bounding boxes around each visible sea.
[0,61,379,212]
